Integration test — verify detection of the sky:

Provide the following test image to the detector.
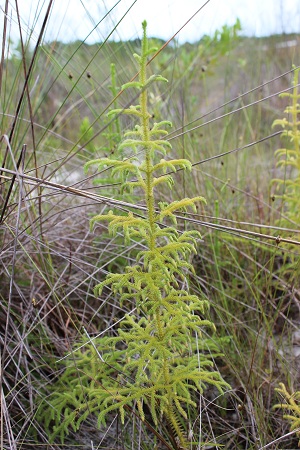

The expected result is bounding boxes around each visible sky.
[2,0,300,45]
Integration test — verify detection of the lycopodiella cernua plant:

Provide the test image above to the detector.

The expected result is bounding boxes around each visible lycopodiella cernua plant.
[274,383,300,447]
[271,66,300,277]
[271,68,300,448]
[38,21,229,448]
[272,67,300,234]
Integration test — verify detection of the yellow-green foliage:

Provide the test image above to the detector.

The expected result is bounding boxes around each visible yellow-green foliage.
[78,63,121,169]
[38,21,229,447]
[78,116,96,154]
[274,383,300,447]
[272,67,300,229]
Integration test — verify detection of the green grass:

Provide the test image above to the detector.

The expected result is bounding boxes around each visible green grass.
[1,2,300,449]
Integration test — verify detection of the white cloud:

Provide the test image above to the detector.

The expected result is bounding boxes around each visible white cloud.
[2,0,300,45]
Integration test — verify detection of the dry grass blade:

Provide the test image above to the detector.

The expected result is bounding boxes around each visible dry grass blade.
[2,164,300,249]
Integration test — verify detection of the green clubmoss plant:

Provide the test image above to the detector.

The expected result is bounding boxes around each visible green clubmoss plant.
[271,68,300,448]
[272,67,300,233]
[38,21,229,448]
[271,66,300,283]
[78,63,121,162]
[274,383,300,447]
[78,116,96,154]
[100,63,122,160]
